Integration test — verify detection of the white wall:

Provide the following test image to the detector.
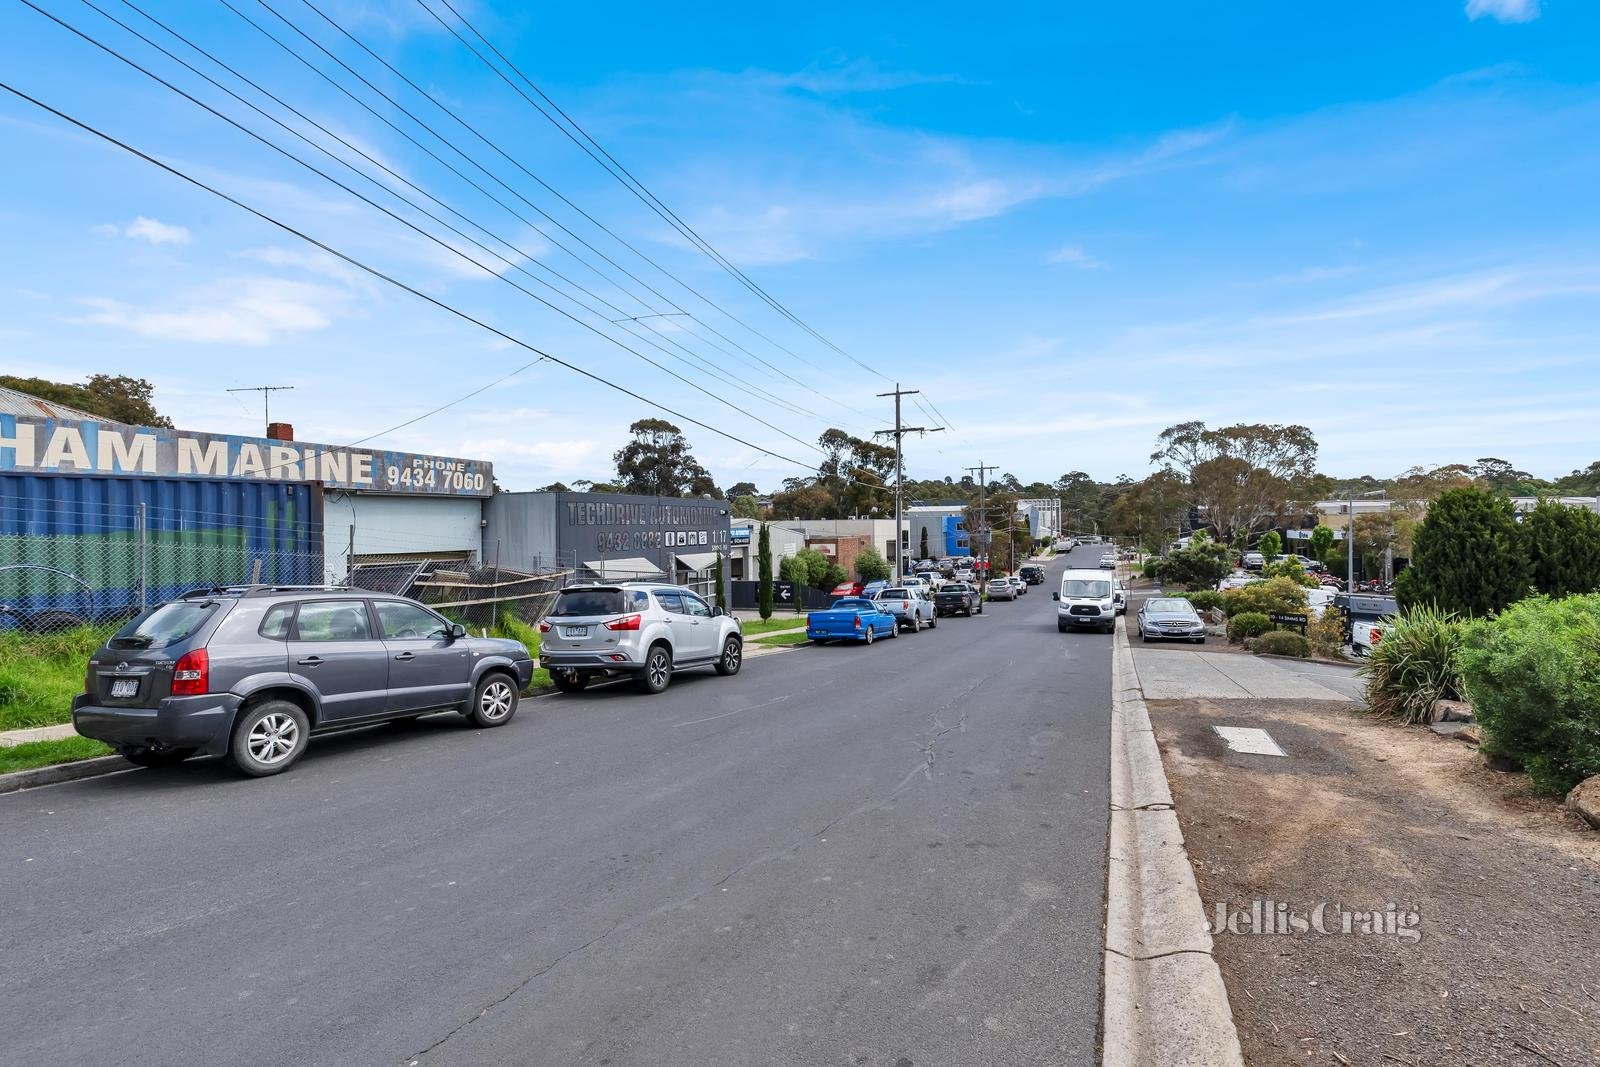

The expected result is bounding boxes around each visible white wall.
[322,492,485,581]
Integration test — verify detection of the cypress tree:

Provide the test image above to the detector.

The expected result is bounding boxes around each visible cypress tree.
[757,524,774,620]
[1522,499,1600,598]
[1395,487,1531,616]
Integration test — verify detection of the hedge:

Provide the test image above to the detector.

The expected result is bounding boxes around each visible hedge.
[1251,631,1310,657]
[1228,612,1272,642]
[1221,577,1309,619]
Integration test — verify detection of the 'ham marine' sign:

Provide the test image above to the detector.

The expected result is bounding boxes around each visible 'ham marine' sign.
[0,415,492,497]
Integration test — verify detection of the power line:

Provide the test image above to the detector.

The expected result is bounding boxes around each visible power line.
[263,0,877,418]
[23,1,832,458]
[100,0,852,431]
[419,0,890,382]
[0,79,865,485]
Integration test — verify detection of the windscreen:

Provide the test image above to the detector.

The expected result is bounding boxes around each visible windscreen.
[550,589,627,617]
[1147,599,1194,614]
[111,601,217,649]
[1063,580,1111,598]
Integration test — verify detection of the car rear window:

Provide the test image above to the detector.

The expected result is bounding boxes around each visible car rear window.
[110,601,218,649]
[551,589,627,617]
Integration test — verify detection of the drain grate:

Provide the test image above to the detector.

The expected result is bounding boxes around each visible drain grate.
[1212,726,1287,757]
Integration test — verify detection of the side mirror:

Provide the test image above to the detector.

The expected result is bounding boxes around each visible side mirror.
[1051,592,1060,601]
[713,605,726,617]
[447,622,467,641]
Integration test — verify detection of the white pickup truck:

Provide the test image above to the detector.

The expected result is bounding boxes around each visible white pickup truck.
[1340,594,1398,656]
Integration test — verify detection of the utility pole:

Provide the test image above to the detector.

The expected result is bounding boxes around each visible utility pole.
[965,461,997,575]
[876,384,942,578]
[227,384,295,436]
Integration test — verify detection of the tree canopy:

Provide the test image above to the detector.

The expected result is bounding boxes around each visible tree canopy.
[612,418,720,498]
[2,374,172,427]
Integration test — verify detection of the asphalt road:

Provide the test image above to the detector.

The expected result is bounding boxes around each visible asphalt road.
[2,546,1113,1067]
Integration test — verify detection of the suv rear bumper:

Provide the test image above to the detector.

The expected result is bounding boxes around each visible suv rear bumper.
[71,693,243,755]
[539,650,646,672]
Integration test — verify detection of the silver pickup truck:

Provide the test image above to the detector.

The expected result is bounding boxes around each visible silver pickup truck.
[875,586,938,632]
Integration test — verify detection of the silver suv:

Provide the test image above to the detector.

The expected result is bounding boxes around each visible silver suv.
[72,586,535,778]
[538,583,743,694]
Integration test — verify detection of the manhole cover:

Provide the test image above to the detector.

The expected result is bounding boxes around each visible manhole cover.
[1212,726,1287,757]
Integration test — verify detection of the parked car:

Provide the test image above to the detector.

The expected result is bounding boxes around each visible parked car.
[934,582,983,617]
[987,578,1017,601]
[1336,593,1399,657]
[861,580,889,600]
[1241,551,1266,571]
[1286,553,1325,572]
[73,586,536,777]
[1136,597,1206,644]
[540,583,743,695]
[807,597,898,644]
[1098,552,1117,570]
[953,564,975,583]
[1007,575,1028,596]
[1113,580,1127,615]
[1217,574,1258,592]
[1053,570,1116,634]
[875,586,937,632]
[914,569,942,592]
[1019,565,1045,585]
[830,580,865,598]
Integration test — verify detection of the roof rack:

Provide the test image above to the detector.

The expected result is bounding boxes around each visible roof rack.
[176,583,353,599]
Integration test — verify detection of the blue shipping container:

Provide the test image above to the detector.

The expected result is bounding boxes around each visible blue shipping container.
[0,473,324,628]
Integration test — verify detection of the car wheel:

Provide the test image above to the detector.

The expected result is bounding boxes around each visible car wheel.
[553,669,590,694]
[714,636,742,676]
[468,673,520,727]
[1192,637,1206,645]
[928,613,937,628]
[863,626,875,645]
[229,699,310,778]
[120,746,196,769]
[909,614,921,633]
[1140,628,1151,643]
[1057,619,1069,633]
[888,620,899,638]
[635,645,674,693]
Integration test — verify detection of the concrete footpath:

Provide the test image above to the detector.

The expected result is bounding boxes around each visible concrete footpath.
[1131,647,1358,703]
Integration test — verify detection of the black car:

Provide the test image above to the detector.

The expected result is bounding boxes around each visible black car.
[934,582,983,617]
[1019,565,1045,585]
[73,586,535,777]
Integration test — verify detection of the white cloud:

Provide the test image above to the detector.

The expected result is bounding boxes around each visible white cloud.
[75,277,353,345]
[1046,245,1105,269]
[94,216,191,245]
[1465,0,1540,23]
[744,56,963,96]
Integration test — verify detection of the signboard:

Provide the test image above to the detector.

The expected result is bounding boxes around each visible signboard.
[774,580,796,607]
[562,498,731,555]
[729,525,752,545]
[1269,612,1309,634]
[0,414,491,497]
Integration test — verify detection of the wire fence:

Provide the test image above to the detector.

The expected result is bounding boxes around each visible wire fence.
[0,520,722,635]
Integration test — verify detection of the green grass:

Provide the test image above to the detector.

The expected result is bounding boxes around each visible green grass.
[486,613,551,690]
[751,630,813,647]
[0,627,110,732]
[740,617,808,636]
[0,735,113,775]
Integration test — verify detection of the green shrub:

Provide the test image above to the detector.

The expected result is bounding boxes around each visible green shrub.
[1257,530,1282,562]
[1142,558,1163,580]
[1307,609,1347,658]
[1358,604,1464,724]
[1228,612,1272,642]
[1155,538,1231,589]
[1396,487,1530,617]
[1222,577,1309,618]
[1261,557,1319,587]
[1173,590,1224,613]
[1251,631,1310,657]
[1458,594,1600,793]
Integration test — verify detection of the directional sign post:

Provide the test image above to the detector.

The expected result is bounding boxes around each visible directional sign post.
[774,580,798,614]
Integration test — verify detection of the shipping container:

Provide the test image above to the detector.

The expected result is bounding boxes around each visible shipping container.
[0,473,323,629]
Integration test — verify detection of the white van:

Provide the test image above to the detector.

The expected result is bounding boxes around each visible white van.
[1052,568,1117,634]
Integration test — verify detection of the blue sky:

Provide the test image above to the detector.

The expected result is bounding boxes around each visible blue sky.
[2,0,1597,491]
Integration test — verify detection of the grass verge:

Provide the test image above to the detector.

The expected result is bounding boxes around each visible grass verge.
[0,736,114,775]
[0,627,109,732]
[751,631,813,647]
[740,617,808,636]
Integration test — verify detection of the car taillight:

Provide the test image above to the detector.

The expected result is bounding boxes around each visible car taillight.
[84,662,94,694]
[604,614,641,631]
[854,615,862,630]
[171,648,209,696]
[538,620,551,634]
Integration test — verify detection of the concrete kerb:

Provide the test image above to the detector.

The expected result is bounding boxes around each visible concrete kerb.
[0,754,134,795]
[1103,616,1244,1067]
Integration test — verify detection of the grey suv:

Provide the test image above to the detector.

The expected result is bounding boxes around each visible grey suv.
[72,586,535,777]
[538,583,742,694]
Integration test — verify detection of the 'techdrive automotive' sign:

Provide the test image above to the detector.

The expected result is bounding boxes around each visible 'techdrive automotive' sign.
[0,415,492,497]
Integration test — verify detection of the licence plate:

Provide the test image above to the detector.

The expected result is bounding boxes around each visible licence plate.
[562,626,589,638]
[110,678,138,698]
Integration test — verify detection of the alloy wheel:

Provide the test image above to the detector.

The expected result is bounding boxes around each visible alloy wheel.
[247,712,300,765]
[479,679,515,721]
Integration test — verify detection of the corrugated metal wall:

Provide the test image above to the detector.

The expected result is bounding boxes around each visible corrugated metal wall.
[0,473,323,623]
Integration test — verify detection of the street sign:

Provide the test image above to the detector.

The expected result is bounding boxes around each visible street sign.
[774,580,797,611]
[1269,612,1309,634]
